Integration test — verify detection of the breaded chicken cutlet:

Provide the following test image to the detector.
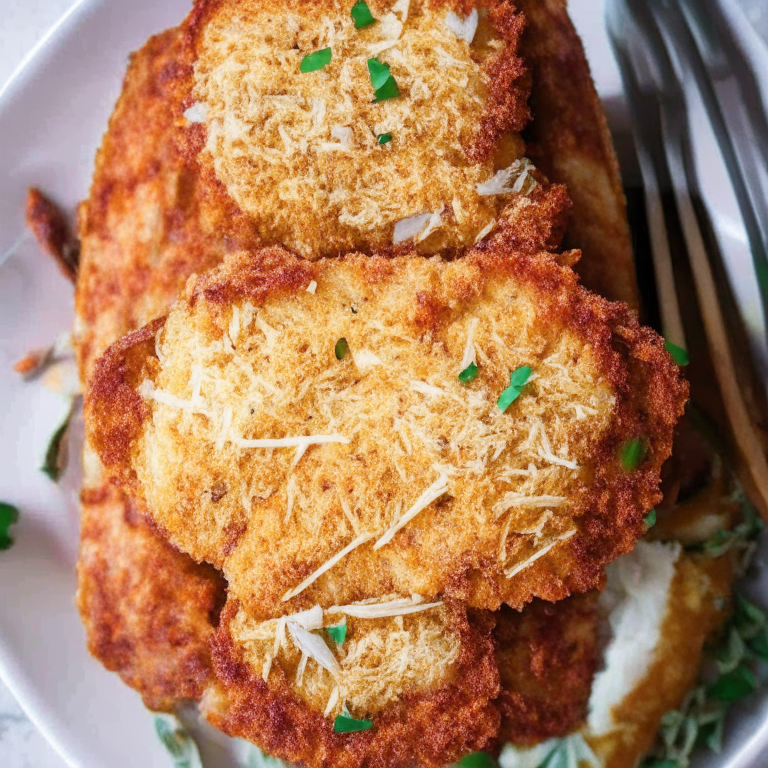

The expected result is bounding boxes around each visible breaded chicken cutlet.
[86,246,686,620]
[180,0,552,259]
[72,4,695,765]
[204,600,501,768]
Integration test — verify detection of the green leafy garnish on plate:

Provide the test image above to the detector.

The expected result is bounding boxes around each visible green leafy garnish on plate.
[326,618,347,645]
[497,366,532,412]
[300,48,332,73]
[458,753,495,768]
[664,340,690,367]
[335,338,349,360]
[620,438,647,471]
[707,665,758,702]
[42,404,74,482]
[644,509,657,529]
[351,1,377,28]
[498,733,599,768]
[0,502,19,551]
[334,712,373,733]
[377,133,392,145]
[459,362,478,384]
[154,714,203,768]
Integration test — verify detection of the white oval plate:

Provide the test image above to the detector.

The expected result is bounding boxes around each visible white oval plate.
[0,1,766,767]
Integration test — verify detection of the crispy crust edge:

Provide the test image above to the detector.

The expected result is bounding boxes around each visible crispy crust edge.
[204,599,500,768]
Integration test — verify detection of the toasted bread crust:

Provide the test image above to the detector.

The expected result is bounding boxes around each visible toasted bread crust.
[86,245,687,616]
[204,599,500,768]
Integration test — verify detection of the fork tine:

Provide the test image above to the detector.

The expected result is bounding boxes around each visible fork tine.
[650,0,768,340]
[608,0,768,518]
[605,2,687,353]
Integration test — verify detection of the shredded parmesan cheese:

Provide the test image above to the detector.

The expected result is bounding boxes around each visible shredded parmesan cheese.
[444,8,478,44]
[233,434,350,449]
[183,101,209,123]
[374,473,450,549]
[327,595,443,619]
[504,529,577,579]
[459,317,479,370]
[282,532,374,601]
[287,622,341,679]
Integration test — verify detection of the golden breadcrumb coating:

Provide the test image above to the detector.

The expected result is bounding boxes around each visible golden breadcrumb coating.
[203,599,500,768]
[182,0,533,258]
[86,246,686,619]
[495,594,598,746]
[228,599,461,719]
[515,0,639,307]
[76,466,225,711]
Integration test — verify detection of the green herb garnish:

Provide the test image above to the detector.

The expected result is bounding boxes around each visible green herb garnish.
[459,362,478,384]
[378,133,392,145]
[665,340,690,367]
[641,760,680,768]
[620,438,648,471]
[335,338,349,360]
[300,48,332,73]
[644,509,657,529]
[368,58,400,101]
[497,365,532,412]
[0,503,19,551]
[458,753,495,768]
[326,619,347,645]
[333,713,373,733]
[707,665,758,702]
[154,714,204,768]
[368,58,392,89]
[498,734,599,768]
[351,0,377,28]
[42,405,73,482]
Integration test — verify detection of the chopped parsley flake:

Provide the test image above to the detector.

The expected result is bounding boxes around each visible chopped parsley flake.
[368,58,400,101]
[333,713,373,733]
[458,753,495,768]
[367,58,392,89]
[497,365,532,412]
[620,438,647,471]
[664,340,690,367]
[459,361,478,384]
[378,133,392,145]
[351,0,377,28]
[644,509,657,529]
[335,338,349,360]
[707,665,758,702]
[326,619,347,645]
[300,48,332,73]
[0,502,19,551]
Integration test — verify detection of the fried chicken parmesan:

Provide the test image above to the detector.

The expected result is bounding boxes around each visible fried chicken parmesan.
[72,1,670,761]
[87,246,685,619]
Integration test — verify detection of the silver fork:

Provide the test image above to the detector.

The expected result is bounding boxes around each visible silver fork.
[605,0,768,516]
